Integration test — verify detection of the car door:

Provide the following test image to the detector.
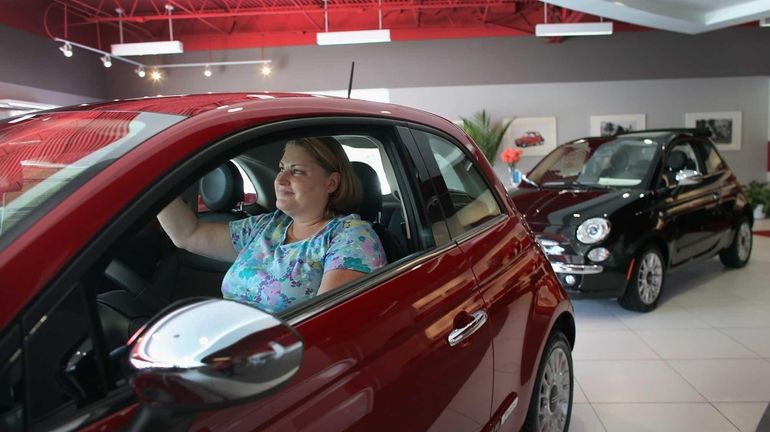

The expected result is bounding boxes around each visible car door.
[161,122,493,431]
[660,141,716,264]
[407,127,544,431]
[691,139,735,252]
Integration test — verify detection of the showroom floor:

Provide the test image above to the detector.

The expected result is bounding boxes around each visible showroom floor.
[570,219,770,432]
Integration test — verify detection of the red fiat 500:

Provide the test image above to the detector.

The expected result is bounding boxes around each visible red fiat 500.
[0,94,574,432]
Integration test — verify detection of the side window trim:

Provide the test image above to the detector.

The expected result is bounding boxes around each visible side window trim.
[396,125,448,249]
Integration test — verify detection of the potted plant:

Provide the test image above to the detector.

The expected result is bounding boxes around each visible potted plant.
[745,181,770,219]
[460,110,512,164]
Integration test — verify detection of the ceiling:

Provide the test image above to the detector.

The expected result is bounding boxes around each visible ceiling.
[0,0,768,52]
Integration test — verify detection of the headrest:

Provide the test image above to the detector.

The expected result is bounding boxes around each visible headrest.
[666,150,687,172]
[200,161,244,212]
[352,161,382,223]
[610,148,630,167]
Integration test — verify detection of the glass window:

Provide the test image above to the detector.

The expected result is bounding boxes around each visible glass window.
[415,131,501,239]
[0,111,185,240]
[695,141,726,174]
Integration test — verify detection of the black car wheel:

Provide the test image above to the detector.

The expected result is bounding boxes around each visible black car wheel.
[523,330,573,432]
[719,219,752,268]
[619,246,664,312]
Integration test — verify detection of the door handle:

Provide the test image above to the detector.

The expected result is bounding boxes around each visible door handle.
[448,310,488,347]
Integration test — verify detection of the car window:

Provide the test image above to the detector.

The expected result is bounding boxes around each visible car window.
[0,111,185,241]
[413,130,501,239]
[694,140,726,174]
[20,284,121,431]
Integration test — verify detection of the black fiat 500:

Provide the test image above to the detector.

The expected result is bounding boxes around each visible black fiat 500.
[510,129,753,312]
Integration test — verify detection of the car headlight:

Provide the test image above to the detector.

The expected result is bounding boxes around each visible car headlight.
[576,217,611,244]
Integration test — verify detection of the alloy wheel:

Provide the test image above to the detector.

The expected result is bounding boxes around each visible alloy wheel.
[536,345,571,432]
[737,222,752,262]
[637,252,663,304]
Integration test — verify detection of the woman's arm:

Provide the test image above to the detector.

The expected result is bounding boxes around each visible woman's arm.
[157,198,237,261]
[317,269,367,296]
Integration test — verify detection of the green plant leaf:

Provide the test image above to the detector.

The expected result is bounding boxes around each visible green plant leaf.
[460,110,512,164]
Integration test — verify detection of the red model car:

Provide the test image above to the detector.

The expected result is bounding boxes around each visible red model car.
[515,131,545,148]
[0,94,574,432]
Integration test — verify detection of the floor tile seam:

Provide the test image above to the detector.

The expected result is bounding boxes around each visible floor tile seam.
[713,326,768,358]
[661,357,712,405]
[708,400,754,432]
[590,401,745,432]
[583,402,609,432]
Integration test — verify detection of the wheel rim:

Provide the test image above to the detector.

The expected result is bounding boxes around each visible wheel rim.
[537,345,571,432]
[637,252,663,305]
[737,222,752,262]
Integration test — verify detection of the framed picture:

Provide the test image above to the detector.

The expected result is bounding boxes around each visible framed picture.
[502,116,557,157]
[590,114,646,136]
[685,111,742,151]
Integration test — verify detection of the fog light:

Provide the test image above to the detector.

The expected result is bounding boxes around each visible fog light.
[564,275,577,285]
[588,247,610,262]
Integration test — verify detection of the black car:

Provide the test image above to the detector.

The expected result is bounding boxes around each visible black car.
[510,129,753,312]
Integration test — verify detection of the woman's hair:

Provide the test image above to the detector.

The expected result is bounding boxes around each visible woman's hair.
[286,136,360,217]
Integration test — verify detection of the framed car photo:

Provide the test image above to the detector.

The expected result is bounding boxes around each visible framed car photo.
[685,111,742,151]
[503,116,557,157]
[590,114,646,136]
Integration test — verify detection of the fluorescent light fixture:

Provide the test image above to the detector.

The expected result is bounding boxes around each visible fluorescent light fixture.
[535,22,613,37]
[317,29,391,45]
[111,40,184,56]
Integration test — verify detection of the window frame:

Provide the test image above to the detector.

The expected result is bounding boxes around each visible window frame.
[405,124,506,243]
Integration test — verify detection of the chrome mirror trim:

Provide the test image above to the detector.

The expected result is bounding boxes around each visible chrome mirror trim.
[129,298,302,407]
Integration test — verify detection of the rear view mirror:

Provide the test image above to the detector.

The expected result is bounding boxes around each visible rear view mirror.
[128,298,302,408]
[675,169,704,186]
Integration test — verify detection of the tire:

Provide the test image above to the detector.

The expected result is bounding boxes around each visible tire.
[719,219,752,268]
[523,330,573,432]
[619,246,665,312]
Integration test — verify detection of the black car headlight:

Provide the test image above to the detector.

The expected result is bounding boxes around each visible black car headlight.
[576,217,611,244]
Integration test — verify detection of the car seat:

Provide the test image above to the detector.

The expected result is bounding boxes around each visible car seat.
[199,161,248,221]
[352,161,406,263]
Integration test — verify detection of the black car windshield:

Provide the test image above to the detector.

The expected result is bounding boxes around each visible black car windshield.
[527,138,660,189]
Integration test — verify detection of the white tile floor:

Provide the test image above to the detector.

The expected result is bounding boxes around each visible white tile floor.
[570,219,770,432]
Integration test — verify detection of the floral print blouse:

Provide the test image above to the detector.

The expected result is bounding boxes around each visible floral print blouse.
[222,211,386,313]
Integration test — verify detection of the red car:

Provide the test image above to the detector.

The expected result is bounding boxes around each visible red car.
[0,94,574,432]
[515,131,545,148]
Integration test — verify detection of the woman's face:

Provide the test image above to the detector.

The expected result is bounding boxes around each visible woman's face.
[275,144,340,220]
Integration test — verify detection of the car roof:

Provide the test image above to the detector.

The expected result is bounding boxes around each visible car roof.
[49,92,456,129]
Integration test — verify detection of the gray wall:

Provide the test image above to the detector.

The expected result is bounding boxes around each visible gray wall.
[390,77,769,184]
[106,26,770,97]
[0,25,107,104]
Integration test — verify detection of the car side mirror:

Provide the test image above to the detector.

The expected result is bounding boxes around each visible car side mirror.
[675,169,703,186]
[128,298,303,409]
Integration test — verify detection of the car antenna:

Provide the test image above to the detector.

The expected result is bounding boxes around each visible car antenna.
[347,61,355,99]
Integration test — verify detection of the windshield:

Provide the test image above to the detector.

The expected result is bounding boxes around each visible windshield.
[0,110,185,241]
[527,138,661,189]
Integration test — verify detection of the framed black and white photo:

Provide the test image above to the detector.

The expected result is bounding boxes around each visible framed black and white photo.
[590,114,646,137]
[685,111,742,151]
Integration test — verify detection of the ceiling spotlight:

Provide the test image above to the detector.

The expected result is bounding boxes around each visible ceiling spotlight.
[100,55,112,68]
[204,65,212,77]
[59,42,73,57]
[261,64,272,77]
[150,69,162,81]
[135,66,146,78]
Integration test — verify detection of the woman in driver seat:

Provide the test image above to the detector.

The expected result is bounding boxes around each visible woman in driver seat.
[157,136,387,313]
